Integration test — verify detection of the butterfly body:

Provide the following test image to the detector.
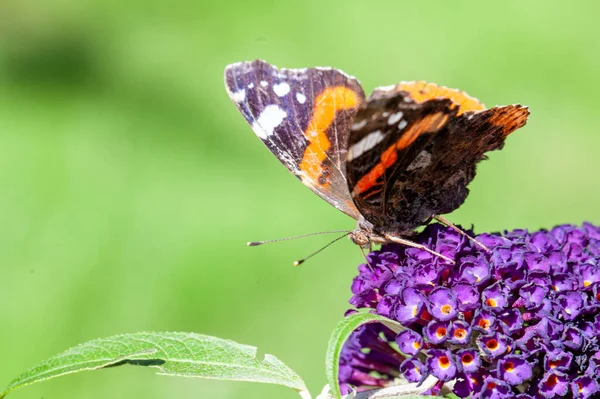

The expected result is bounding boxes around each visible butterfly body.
[225,60,529,251]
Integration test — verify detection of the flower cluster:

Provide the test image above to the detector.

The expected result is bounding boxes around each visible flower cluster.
[340,223,600,398]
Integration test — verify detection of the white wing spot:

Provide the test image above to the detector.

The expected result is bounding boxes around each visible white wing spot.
[382,111,390,117]
[273,82,291,97]
[251,105,287,140]
[352,119,368,131]
[375,84,396,93]
[347,130,385,161]
[398,120,408,130]
[247,82,254,89]
[260,80,268,87]
[314,66,358,81]
[231,89,245,103]
[296,92,306,104]
[388,111,404,125]
[407,150,432,171]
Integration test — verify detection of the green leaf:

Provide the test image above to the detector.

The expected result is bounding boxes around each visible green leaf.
[356,394,437,399]
[355,395,438,399]
[351,383,442,398]
[325,312,404,399]
[1,332,308,398]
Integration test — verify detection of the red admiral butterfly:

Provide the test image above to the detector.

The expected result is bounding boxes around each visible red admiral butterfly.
[225,60,529,263]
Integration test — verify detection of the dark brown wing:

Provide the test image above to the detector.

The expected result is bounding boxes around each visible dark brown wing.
[225,60,366,218]
[345,82,529,234]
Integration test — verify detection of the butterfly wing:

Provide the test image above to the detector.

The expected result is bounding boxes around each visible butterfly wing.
[346,82,529,234]
[225,60,365,218]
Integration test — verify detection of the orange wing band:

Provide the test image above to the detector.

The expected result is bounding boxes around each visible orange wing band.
[488,105,530,137]
[352,112,449,195]
[299,86,360,186]
[396,81,486,116]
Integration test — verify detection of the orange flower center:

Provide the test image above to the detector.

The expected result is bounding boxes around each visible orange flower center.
[438,355,450,369]
[441,304,453,314]
[486,339,499,351]
[436,327,447,337]
[454,328,466,339]
[478,319,491,329]
[503,361,515,372]
[461,353,473,365]
[486,298,497,307]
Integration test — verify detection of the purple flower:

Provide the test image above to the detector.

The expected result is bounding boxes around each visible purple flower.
[558,291,586,320]
[399,357,426,383]
[477,376,513,399]
[497,355,533,385]
[426,349,457,382]
[563,326,585,350]
[340,223,600,397]
[477,332,512,359]
[454,372,484,397]
[545,348,573,371]
[449,320,472,345]
[454,282,480,311]
[395,329,423,357]
[498,308,523,334]
[520,282,549,309]
[395,287,425,324]
[572,376,599,398]
[580,265,600,288]
[457,348,480,374]
[375,294,398,318]
[482,282,511,313]
[337,323,402,394]
[458,256,491,285]
[427,287,458,321]
[472,309,496,333]
[539,370,570,398]
[424,320,450,344]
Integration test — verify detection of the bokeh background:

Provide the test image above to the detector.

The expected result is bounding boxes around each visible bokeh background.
[1,1,599,398]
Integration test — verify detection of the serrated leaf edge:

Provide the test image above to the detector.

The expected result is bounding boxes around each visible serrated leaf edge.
[1,331,307,398]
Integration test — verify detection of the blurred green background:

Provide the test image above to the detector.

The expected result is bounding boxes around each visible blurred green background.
[1,0,599,398]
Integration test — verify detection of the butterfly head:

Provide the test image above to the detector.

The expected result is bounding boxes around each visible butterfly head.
[349,217,379,248]
[348,229,370,248]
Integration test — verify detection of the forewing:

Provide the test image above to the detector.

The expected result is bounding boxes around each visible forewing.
[346,82,529,233]
[225,60,365,218]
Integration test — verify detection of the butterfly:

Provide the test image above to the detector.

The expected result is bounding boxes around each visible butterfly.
[224,60,529,263]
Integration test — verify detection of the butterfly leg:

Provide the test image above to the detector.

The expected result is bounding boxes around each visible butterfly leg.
[359,245,375,271]
[382,234,455,264]
[433,215,489,252]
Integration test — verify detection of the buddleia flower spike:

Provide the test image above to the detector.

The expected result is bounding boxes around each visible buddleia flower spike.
[339,222,600,398]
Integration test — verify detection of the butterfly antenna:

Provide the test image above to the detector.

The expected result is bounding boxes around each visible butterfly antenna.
[293,232,351,266]
[247,230,350,246]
